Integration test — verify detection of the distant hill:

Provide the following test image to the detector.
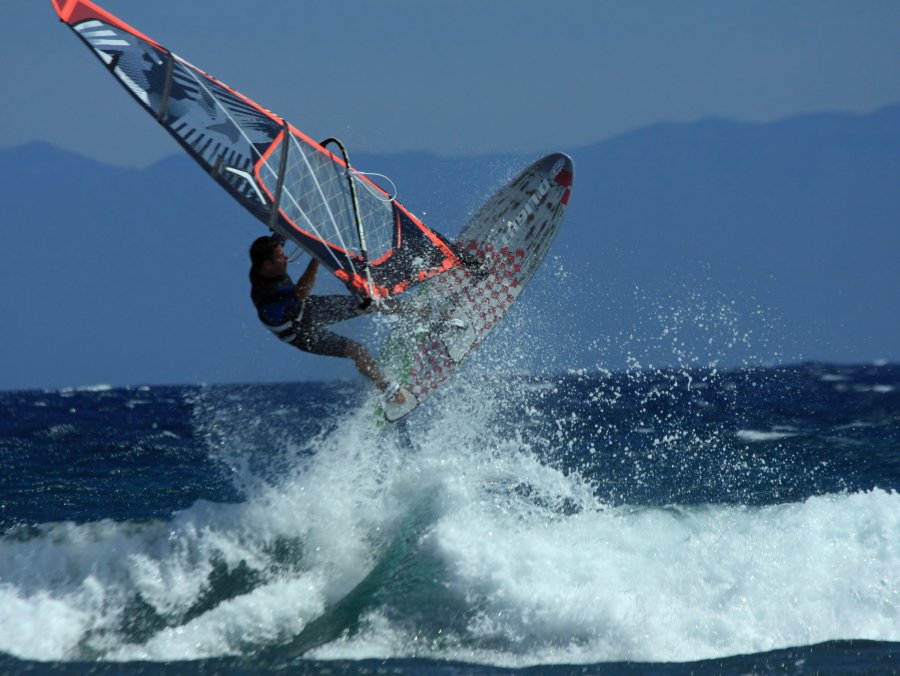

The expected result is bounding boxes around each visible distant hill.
[2,105,899,390]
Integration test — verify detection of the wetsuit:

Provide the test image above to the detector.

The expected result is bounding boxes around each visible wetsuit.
[249,269,365,358]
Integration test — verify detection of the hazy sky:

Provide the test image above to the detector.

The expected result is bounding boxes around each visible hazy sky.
[4,0,899,167]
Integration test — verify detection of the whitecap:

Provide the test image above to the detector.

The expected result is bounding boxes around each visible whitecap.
[736,429,797,442]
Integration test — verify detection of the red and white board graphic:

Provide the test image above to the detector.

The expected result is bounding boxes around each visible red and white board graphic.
[381,153,574,422]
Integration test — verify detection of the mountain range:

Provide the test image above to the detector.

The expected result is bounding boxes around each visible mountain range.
[2,104,898,390]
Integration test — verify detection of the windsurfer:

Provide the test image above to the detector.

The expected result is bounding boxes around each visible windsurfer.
[249,235,406,404]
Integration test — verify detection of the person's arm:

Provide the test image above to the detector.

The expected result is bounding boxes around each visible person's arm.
[294,258,319,301]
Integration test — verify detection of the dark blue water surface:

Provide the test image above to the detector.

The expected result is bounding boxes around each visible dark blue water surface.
[0,363,898,673]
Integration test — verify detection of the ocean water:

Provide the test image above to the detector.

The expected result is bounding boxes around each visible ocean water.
[1,363,899,674]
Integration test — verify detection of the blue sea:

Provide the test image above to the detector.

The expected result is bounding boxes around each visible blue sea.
[1,362,899,674]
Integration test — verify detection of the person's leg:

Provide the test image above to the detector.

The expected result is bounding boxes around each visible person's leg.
[343,340,387,389]
[296,296,406,403]
[292,326,405,403]
[344,340,406,404]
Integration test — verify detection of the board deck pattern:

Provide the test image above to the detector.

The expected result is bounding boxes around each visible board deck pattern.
[403,242,525,398]
[381,153,574,413]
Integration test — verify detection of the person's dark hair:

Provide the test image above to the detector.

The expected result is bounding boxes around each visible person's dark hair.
[249,236,280,270]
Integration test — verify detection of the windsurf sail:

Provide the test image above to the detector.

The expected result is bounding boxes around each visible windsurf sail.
[51,0,462,300]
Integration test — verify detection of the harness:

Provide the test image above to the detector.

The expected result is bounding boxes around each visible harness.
[263,301,306,343]
[250,270,305,343]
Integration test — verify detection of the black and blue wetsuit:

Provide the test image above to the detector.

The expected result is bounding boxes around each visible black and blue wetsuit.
[249,270,364,358]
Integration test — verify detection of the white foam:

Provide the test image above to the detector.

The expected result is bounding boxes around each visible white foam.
[58,384,115,393]
[736,429,797,442]
[110,575,327,661]
[856,384,895,394]
[317,488,900,666]
[0,587,91,660]
[2,379,898,666]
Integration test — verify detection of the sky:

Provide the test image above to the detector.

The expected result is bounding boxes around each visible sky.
[2,0,899,390]
[3,0,900,167]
